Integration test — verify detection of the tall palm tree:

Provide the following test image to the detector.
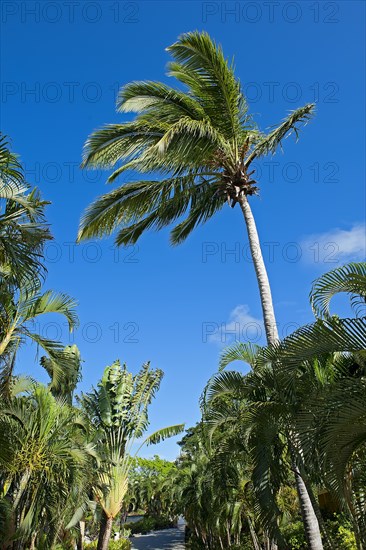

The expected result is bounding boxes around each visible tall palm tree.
[80,360,184,550]
[78,31,314,346]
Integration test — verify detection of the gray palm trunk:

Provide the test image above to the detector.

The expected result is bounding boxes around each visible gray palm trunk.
[238,195,278,346]
[238,194,324,549]
[293,462,324,550]
[97,513,113,550]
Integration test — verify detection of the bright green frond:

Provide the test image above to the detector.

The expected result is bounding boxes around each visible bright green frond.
[117,80,206,120]
[21,290,78,331]
[219,342,261,371]
[167,31,246,146]
[310,262,366,319]
[144,424,185,446]
[246,103,315,165]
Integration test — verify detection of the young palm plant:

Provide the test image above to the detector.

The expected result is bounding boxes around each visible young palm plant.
[0,384,92,549]
[264,262,366,548]
[79,31,314,346]
[0,283,78,395]
[79,360,184,550]
[210,344,327,549]
[0,134,51,289]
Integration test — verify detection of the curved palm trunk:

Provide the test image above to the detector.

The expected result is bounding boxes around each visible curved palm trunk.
[238,195,278,346]
[290,451,323,550]
[239,195,324,548]
[97,512,113,550]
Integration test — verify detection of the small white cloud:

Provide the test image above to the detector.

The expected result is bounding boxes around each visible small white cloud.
[204,304,264,346]
[301,223,366,265]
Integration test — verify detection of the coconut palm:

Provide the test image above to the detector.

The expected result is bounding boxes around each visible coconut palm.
[80,360,184,550]
[79,31,314,346]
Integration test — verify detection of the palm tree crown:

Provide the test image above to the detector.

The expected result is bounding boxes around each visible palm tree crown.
[79,31,314,247]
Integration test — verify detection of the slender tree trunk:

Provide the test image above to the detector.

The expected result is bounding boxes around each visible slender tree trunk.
[77,520,85,550]
[13,470,31,511]
[247,517,261,550]
[97,512,113,550]
[238,195,278,345]
[304,479,334,548]
[291,454,323,550]
[29,532,37,550]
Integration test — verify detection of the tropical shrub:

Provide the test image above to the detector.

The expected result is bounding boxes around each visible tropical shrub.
[84,539,131,550]
[125,515,176,534]
[282,521,307,550]
[325,515,357,550]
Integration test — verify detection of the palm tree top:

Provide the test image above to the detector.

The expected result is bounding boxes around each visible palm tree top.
[79,31,314,246]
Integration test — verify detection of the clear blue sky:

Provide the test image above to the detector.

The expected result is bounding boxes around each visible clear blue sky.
[1,0,365,459]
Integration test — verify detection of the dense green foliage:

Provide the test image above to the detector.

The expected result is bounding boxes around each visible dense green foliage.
[1,30,365,550]
[84,540,131,550]
[128,456,179,520]
[0,138,183,550]
[125,516,176,535]
[171,263,366,549]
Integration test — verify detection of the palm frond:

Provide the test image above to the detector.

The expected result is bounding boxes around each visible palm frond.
[263,317,366,369]
[310,262,366,318]
[245,103,315,165]
[219,342,261,371]
[20,290,78,331]
[144,424,185,446]
[117,80,206,119]
[0,134,24,186]
[167,31,247,146]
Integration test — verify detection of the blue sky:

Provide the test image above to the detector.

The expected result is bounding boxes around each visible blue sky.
[1,0,365,459]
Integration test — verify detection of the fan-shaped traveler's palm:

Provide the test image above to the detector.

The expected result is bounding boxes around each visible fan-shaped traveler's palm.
[79,31,314,345]
[80,360,184,550]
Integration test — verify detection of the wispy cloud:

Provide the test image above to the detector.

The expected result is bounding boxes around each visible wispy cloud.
[204,305,264,346]
[301,223,366,265]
